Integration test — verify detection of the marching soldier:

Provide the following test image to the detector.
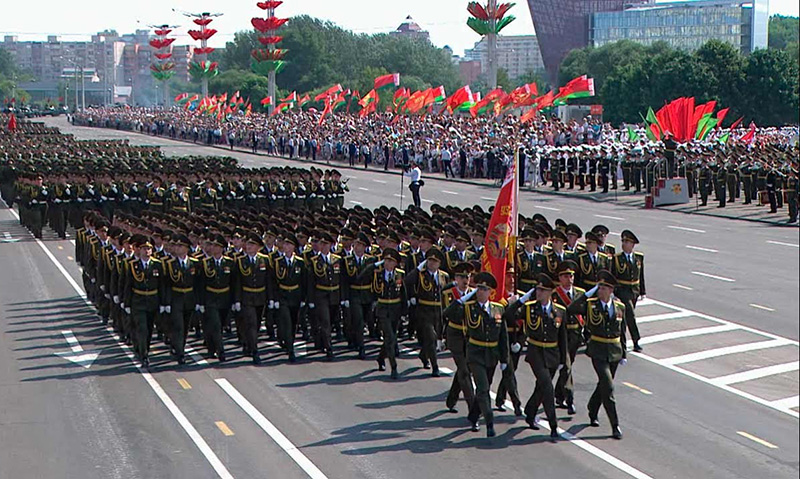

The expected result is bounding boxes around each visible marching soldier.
[566,271,626,440]
[123,234,166,368]
[405,246,449,376]
[552,261,585,415]
[342,232,376,360]
[308,232,343,361]
[364,248,407,379]
[444,230,476,275]
[163,234,200,365]
[270,233,307,363]
[505,273,567,442]
[577,232,611,290]
[544,230,576,278]
[612,230,646,353]
[442,262,476,413]
[516,228,546,291]
[198,234,234,362]
[234,232,270,364]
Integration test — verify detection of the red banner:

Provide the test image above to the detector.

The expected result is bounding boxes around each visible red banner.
[481,155,517,301]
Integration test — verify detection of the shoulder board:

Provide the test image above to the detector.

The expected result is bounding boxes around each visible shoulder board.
[575,286,586,294]
[634,251,644,257]
[463,300,477,306]
[331,254,341,260]
[599,252,610,258]
[222,256,233,261]
[587,297,598,302]
[524,300,538,307]
[256,252,269,259]
[150,258,161,264]
[189,257,200,263]
[294,256,305,263]
[553,303,566,311]
[613,299,625,308]
[396,268,405,275]
[490,301,504,308]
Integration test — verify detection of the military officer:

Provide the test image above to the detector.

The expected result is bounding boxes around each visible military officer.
[612,230,646,352]
[516,228,546,291]
[123,235,166,367]
[442,262,476,413]
[341,232,375,360]
[405,246,449,376]
[234,232,270,364]
[308,232,343,361]
[198,234,234,362]
[363,248,407,379]
[163,234,200,365]
[576,232,611,290]
[270,233,307,363]
[552,261,585,415]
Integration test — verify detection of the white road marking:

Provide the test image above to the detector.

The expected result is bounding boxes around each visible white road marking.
[55,330,100,369]
[393,194,402,198]
[749,303,775,312]
[480,197,495,201]
[422,199,434,204]
[667,226,706,233]
[691,271,736,282]
[442,190,459,195]
[216,379,328,479]
[348,200,362,205]
[685,245,718,253]
[710,361,799,386]
[737,431,778,449]
[636,311,694,324]
[593,214,625,221]
[662,339,793,366]
[632,297,799,419]
[638,324,739,345]
[357,187,369,191]
[771,395,799,410]
[672,284,694,291]
[767,240,799,248]
[534,205,561,212]
[4,205,235,479]
[373,179,387,184]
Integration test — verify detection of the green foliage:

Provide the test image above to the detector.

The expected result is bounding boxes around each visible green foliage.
[216,15,460,97]
[561,34,799,126]
[208,70,271,104]
[768,15,799,50]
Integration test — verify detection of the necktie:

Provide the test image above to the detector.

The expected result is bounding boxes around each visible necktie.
[592,255,597,266]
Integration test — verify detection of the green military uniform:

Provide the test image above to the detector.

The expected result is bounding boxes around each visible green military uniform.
[442,284,476,412]
[405,251,449,376]
[234,248,270,363]
[342,251,375,359]
[164,254,201,364]
[123,255,165,365]
[363,252,407,377]
[552,284,586,411]
[308,249,343,360]
[270,247,307,362]
[612,232,646,351]
[199,254,235,361]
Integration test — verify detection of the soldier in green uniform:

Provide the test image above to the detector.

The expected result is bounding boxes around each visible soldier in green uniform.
[234,232,271,364]
[544,230,576,278]
[163,234,201,365]
[405,246,449,376]
[506,273,567,441]
[442,262,475,413]
[123,235,166,368]
[341,232,375,360]
[308,232,343,361]
[198,234,234,362]
[270,233,307,363]
[576,232,611,290]
[516,228,546,291]
[612,230,646,353]
[591,224,616,256]
[787,167,798,224]
[444,230,476,275]
[552,261,586,415]
[364,248,407,379]
[566,270,626,440]
[458,272,508,437]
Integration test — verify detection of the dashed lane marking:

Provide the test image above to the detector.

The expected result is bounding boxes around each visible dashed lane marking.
[623,382,653,395]
[177,378,192,390]
[372,179,387,184]
[737,431,778,449]
[357,187,369,191]
[691,271,736,282]
[710,362,799,386]
[480,197,495,201]
[349,200,362,205]
[442,190,459,195]
[215,421,235,437]
[672,284,693,291]
[667,226,706,233]
[534,205,561,212]
[749,303,775,312]
[216,378,329,479]
[685,245,718,253]
[593,214,625,221]
[767,240,798,248]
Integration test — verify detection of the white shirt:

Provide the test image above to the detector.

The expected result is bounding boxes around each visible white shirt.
[478,302,491,315]
[405,167,421,183]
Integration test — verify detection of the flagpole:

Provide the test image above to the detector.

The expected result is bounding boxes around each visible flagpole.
[509,147,519,291]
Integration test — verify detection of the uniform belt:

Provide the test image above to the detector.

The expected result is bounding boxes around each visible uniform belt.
[200,203,215,208]
[206,286,230,294]
[519,278,537,284]
[243,286,266,293]
[617,279,639,286]
[171,287,193,293]
[567,324,581,330]
[316,285,339,292]
[378,298,402,305]
[583,280,598,286]
[590,335,621,344]
[150,202,163,206]
[469,338,498,348]
[527,338,558,348]
[448,321,466,332]
[133,288,158,296]
[173,206,188,211]
[279,284,300,291]
[418,299,442,307]
[507,326,518,333]
[350,284,372,290]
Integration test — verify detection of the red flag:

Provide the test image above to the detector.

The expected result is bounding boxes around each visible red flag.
[260,96,273,106]
[481,156,518,302]
[729,116,744,131]
[7,113,17,132]
[315,84,343,102]
[374,73,400,90]
[740,123,756,143]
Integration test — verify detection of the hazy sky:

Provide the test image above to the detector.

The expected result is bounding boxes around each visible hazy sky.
[1,0,797,56]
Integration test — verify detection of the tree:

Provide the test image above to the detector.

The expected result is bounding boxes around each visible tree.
[208,70,271,105]
[693,40,745,124]
[741,48,799,126]
[768,15,799,50]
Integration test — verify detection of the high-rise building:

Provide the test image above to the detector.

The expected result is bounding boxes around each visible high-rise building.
[464,35,545,81]
[590,0,769,54]
[527,0,634,81]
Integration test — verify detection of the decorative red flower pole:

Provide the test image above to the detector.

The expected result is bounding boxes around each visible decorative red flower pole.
[180,11,223,98]
[149,24,177,106]
[467,1,516,89]
[251,1,288,112]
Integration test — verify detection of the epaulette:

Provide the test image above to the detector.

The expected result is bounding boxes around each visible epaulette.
[463,300,477,306]
[575,286,586,294]
[634,251,644,257]
[587,297,598,302]
[490,301,505,308]
[553,303,566,311]
[331,254,341,260]
[524,300,538,307]
[396,268,405,274]
[222,255,233,261]
[150,258,161,264]
[293,256,304,263]
[256,252,269,259]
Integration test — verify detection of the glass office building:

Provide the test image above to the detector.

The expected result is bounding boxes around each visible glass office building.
[590,0,769,54]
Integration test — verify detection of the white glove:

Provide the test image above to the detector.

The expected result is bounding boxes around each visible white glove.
[620,358,628,366]
[458,289,478,304]
[300,302,306,308]
[508,294,519,304]
[195,304,202,312]
[54,198,62,204]
[113,295,120,304]
[100,285,106,292]
[558,364,566,371]
[409,297,417,306]
[104,294,111,300]
[341,300,349,308]
[639,295,647,301]
[199,305,206,313]
[234,302,242,312]
[268,300,275,310]
[374,260,385,267]
[31,199,38,204]
[436,339,444,352]
[511,342,522,354]
[500,363,508,371]
[165,305,171,314]
[586,284,600,298]
[125,307,131,315]
[91,278,96,284]
[520,287,536,303]
[159,306,166,313]
[308,303,316,309]
[273,301,280,309]
[417,259,428,271]
[120,303,125,310]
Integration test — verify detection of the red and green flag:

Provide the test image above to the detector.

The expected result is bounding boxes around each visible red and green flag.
[374,73,400,91]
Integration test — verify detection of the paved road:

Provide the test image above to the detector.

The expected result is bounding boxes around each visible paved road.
[0,117,793,479]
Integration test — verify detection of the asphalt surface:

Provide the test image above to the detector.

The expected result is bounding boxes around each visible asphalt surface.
[0,116,794,479]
